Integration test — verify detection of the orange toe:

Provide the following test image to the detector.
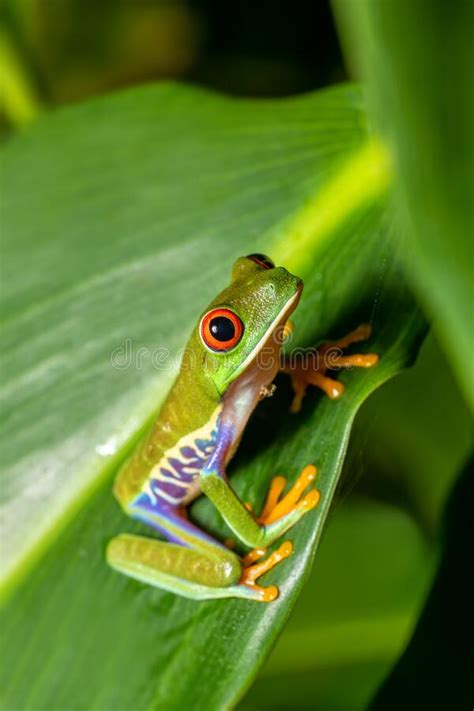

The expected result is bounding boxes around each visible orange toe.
[240,541,293,586]
[262,465,318,524]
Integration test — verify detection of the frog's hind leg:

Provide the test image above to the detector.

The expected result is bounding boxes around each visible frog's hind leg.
[107,502,290,602]
[107,531,291,602]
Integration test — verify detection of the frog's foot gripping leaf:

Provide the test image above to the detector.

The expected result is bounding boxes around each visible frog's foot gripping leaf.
[287,324,379,413]
[236,465,320,601]
[258,464,320,526]
[238,541,293,602]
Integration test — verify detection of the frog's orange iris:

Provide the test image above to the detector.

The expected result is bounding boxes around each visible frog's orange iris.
[200,308,244,352]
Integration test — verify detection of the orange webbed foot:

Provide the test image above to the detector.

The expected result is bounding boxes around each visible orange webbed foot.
[239,466,320,602]
[258,465,320,526]
[240,541,293,602]
[287,324,379,412]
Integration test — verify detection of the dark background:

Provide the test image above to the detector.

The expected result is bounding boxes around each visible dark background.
[1,0,346,133]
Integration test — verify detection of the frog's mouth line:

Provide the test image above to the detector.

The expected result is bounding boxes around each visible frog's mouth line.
[228,284,303,383]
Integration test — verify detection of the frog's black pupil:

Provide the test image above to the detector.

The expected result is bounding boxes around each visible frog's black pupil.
[210,316,235,342]
[246,253,275,270]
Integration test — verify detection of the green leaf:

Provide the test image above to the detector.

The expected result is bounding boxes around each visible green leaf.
[1,83,425,709]
[241,331,472,710]
[239,497,434,711]
[353,333,473,535]
[333,0,474,409]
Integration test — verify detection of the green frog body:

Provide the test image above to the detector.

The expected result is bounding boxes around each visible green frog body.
[107,254,377,601]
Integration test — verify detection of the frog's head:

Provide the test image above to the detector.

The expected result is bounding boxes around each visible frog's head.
[184,254,302,396]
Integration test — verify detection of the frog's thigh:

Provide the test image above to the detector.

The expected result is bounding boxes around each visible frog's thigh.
[108,533,246,597]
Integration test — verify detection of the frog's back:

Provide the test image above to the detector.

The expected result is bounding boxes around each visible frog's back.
[114,374,220,509]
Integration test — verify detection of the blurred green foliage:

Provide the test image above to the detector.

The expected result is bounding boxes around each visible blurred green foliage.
[334,0,474,408]
[0,0,344,128]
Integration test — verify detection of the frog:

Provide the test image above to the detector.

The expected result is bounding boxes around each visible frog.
[107,254,378,602]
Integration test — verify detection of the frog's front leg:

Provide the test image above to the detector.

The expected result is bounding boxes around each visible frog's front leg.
[283,323,379,412]
[200,436,319,549]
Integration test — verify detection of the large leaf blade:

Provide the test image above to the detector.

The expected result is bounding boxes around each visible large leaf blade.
[2,83,372,587]
[1,83,425,709]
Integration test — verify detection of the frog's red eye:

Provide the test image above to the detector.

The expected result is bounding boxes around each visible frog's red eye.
[200,308,244,352]
[246,253,275,270]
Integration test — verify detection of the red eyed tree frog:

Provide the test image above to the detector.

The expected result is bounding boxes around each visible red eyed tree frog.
[107,254,378,602]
